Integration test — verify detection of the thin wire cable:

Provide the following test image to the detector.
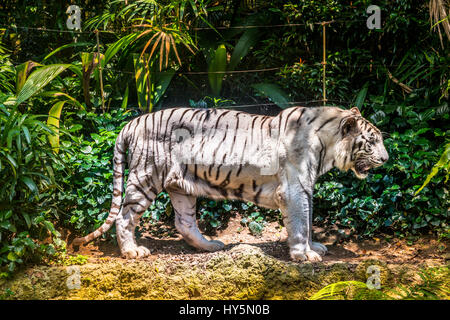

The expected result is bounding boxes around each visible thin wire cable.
[0,19,367,34]
[101,99,354,111]
[191,18,368,30]
[102,66,281,75]
[101,63,443,77]
[0,24,92,34]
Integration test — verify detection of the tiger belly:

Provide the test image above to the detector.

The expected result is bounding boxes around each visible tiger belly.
[176,163,280,209]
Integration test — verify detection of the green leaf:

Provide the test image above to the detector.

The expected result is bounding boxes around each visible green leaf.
[68,64,83,79]
[6,153,18,169]
[22,126,31,144]
[43,220,59,237]
[228,29,260,72]
[4,211,12,219]
[43,92,85,110]
[16,64,71,105]
[251,83,290,108]
[208,44,227,96]
[80,145,92,154]
[354,82,369,109]
[415,143,450,195]
[133,53,152,112]
[7,252,17,262]
[20,176,38,195]
[153,69,176,106]
[210,220,218,228]
[22,212,31,229]
[47,101,66,153]
[121,85,129,110]
[0,221,16,233]
[6,127,20,149]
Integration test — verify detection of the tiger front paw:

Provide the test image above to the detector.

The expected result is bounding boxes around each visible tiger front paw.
[205,240,225,252]
[121,245,151,259]
[290,247,323,262]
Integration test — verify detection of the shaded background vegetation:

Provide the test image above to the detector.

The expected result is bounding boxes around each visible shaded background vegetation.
[0,0,448,275]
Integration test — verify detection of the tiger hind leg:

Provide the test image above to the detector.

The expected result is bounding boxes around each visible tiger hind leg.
[116,177,159,259]
[169,191,225,252]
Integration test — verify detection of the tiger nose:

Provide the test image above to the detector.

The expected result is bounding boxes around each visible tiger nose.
[380,153,389,163]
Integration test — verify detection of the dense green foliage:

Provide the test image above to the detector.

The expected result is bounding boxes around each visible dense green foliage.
[0,94,65,276]
[56,109,136,232]
[0,1,448,275]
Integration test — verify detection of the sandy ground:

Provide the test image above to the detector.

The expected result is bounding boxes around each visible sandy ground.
[2,214,448,300]
[67,213,449,267]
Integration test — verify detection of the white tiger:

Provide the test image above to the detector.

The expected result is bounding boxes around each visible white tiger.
[73,106,388,262]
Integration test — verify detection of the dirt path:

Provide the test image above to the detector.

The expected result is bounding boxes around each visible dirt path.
[69,215,449,267]
[1,216,448,300]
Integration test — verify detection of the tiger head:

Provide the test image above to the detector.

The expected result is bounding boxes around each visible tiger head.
[335,107,389,179]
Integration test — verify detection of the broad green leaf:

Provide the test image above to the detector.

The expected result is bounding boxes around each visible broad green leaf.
[208,44,227,96]
[80,145,92,154]
[6,154,18,169]
[0,221,16,233]
[121,85,129,110]
[133,53,151,112]
[22,212,31,229]
[16,64,71,105]
[153,69,176,106]
[22,126,31,144]
[228,28,260,72]
[6,127,20,149]
[43,220,59,237]
[4,211,12,219]
[47,101,66,153]
[20,176,38,195]
[355,82,369,109]
[252,83,290,108]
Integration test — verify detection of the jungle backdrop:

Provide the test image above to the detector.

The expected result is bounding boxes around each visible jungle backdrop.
[0,0,448,276]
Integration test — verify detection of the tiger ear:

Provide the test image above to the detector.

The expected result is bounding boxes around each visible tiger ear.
[350,107,361,116]
[341,116,359,136]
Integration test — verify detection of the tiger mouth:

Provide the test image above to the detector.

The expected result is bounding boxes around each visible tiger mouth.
[354,162,372,177]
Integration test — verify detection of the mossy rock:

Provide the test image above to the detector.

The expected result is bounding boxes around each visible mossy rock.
[355,259,392,287]
[0,244,445,300]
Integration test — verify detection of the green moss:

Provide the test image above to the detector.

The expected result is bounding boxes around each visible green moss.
[0,245,447,300]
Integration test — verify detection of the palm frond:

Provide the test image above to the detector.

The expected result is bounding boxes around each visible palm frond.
[429,0,450,48]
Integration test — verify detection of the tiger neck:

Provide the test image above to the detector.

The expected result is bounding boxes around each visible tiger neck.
[314,128,343,178]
